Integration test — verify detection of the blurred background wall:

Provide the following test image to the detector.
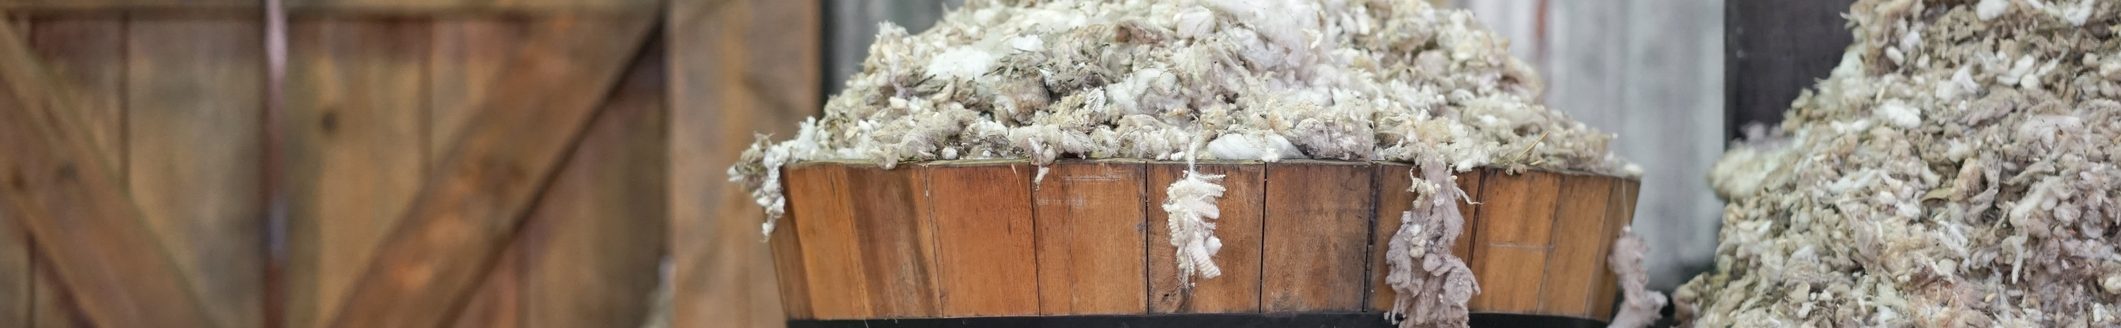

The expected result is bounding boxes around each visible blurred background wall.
[821,0,1726,291]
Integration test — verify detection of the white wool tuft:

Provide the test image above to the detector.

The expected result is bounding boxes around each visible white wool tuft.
[1164,169,1227,285]
[924,47,995,80]
[1607,229,1666,328]
[1874,99,1921,129]
[1976,0,2011,20]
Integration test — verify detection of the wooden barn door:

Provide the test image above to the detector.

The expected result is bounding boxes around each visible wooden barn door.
[0,2,671,327]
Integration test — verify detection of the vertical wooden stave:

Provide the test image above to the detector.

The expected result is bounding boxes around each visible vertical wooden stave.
[784,165,872,319]
[1590,179,1641,319]
[1032,161,1148,315]
[1467,170,1561,314]
[1146,163,1265,314]
[928,163,1039,317]
[849,166,940,318]
[1537,174,1617,317]
[1261,162,1374,312]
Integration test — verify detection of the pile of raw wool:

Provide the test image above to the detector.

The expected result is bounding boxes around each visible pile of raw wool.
[729,0,1638,326]
[1679,0,2121,326]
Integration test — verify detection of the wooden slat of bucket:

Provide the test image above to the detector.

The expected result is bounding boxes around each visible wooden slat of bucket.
[1535,174,1616,318]
[848,166,941,317]
[1146,163,1264,314]
[769,176,814,319]
[1033,162,1147,315]
[1262,162,1374,312]
[1590,180,1641,318]
[1468,171,1561,313]
[783,165,876,319]
[1366,165,1485,312]
[928,163,1039,317]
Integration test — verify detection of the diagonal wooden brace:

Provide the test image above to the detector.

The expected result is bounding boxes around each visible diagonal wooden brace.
[0,20,221,328]
[324,14,658,328]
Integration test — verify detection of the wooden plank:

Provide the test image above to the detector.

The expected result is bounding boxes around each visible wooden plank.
[0,19,220,328]
[929,163,1039,317]
[449,247,522,328]
[1147,163,1264,314]
[1467,171,1561,313]
[1261,162,1373,312]
[428,18,527,328]
[1590,180,1640,319]
[281,18,431,328]
[518,52,668,328]
[847,166,940,318]
[782,165,872,319]
[1033,162,1147,315]
[0,0,658,14]
[24,16,127,328]
[768,185,814,320]
[1536,174,1615,317]
[0,17,24,324]
[669,0,821,326]
[325,15,654,328]
[1367,165,1485,312]
[126,17,265,328]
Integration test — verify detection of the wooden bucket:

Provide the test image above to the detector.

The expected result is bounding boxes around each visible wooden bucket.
[769,160,1639,327]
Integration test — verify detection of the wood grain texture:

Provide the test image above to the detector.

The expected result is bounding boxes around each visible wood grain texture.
[1261,162,1373,312]
[669,0,821,326]
[24,16,127,328]
[849,166,940,318]
[126,17,265,328]
[325,15,653,328]
[929,163,1039,317]
[1365,165,1486,312]
[1537,174,1615,317]
[1467,171,1561,313]
[516,53,668,328]
[1033,162,1147,315]
[782,165,873,319]
[1146,163,1264,314]
[1590,180,1640,318]
[0,17,23,323]
[282,18,430,328]
[0,19,219,328]
[780,164,939,319]
[428,18,528,328]
[768,192,814,320]
[0,73,27,328]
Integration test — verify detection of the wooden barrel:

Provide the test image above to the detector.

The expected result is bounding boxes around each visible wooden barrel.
[768,160,1639,327]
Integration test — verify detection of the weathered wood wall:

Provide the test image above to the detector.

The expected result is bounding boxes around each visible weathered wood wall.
[669,0,822,327]
[0,7,669,328]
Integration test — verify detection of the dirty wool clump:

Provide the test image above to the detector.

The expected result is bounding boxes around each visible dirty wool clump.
[729,0,1635,326]
[1679,0,2121,326]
